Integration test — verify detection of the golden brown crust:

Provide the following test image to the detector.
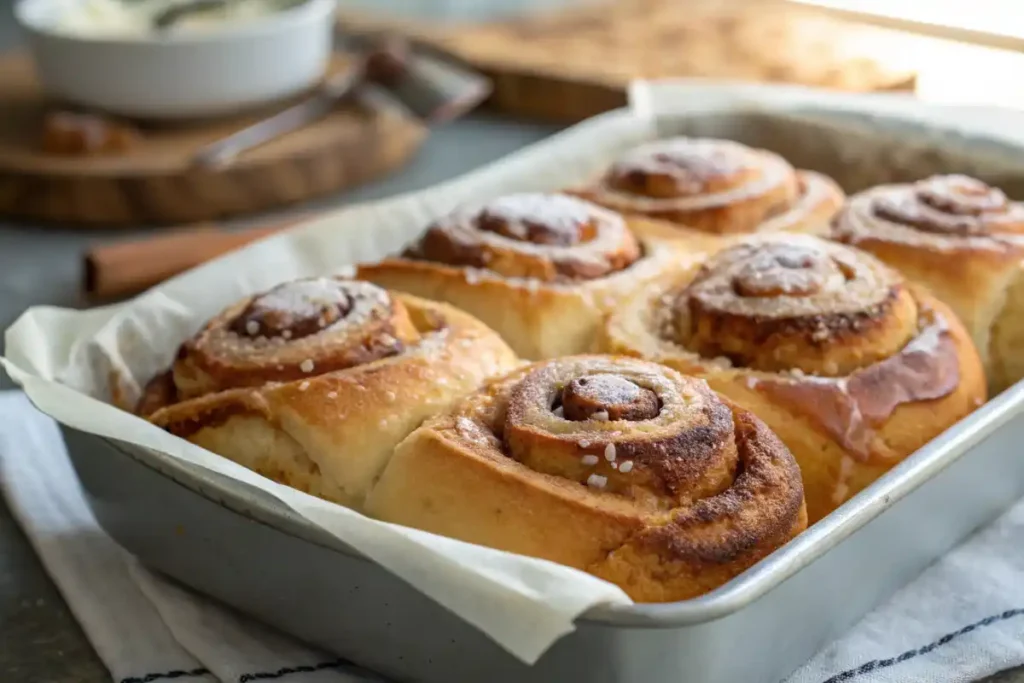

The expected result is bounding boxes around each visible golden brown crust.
[679,237,918,376]
[831,175,1024,393]
[358,193,693,360]
[409,192,642,281]
[169,279,420,400]
[137,370,178,418]
[365,355,808,603]
[145,279,520,511]
[601,233,987,522]
[574,138,844,245]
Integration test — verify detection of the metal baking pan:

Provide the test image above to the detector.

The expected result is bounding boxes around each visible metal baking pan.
[61,103,1024,683]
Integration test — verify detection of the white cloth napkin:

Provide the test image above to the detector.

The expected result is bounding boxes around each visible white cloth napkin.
[0,391,380,683]
[2,389,1024,683]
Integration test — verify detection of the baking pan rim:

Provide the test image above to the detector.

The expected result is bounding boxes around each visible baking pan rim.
[96,380,1024,628]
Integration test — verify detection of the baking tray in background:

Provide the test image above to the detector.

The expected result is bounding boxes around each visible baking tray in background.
[60,103,1024,683]
[338,0,919,123]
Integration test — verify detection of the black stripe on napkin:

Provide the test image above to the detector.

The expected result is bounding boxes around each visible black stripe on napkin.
[112,607,1024,683]
[121,657,354,683]
[822,608,1024,682]
[238,658,352,681]
[121,668,210,683]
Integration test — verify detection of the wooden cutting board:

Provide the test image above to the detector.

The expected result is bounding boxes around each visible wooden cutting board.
[0,54,427,227]
[339,0,917,123]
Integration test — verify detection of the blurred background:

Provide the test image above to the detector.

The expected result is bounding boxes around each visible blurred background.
[329,0,1024,109]
[3,0,1022,373]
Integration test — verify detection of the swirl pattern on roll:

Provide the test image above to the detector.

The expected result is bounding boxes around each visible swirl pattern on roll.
[404,193,642,282]
[139,277,520,511]
[834,175,1024,251]
[674,237,919,377]
[602,234,986,522]
[169,278,419,403]
[366,355,807,602]
[582,137,843,235]
[832,174,1024,395]
[359,192,682,360]
[661,235,960,451]
[499,357,741,507]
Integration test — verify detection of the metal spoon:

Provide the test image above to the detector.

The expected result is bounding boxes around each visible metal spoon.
[192,57,367,168]
[191,36,491,167]
[152,0,227,30]
[151,0,305,31]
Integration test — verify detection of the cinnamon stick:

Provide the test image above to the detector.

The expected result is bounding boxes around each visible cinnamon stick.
[83,219,303,301]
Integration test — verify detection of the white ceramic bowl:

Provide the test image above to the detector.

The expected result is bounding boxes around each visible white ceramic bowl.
[15,0,336,120]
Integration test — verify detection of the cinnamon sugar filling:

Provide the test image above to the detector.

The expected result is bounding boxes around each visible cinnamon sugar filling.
[405,193,641,282]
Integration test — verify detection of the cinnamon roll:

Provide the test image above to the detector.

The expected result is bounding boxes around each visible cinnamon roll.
[365,355,807,602]
[601,234,986,523]
[575,137,844,246]
[357,192,684,359]
[832,174,1024,393]
[140,277,519,511]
